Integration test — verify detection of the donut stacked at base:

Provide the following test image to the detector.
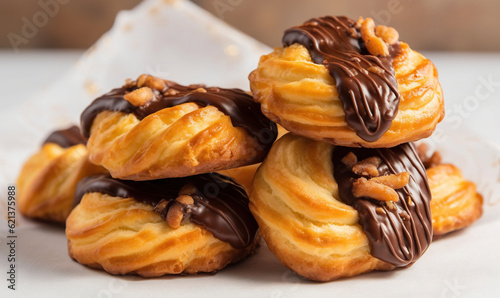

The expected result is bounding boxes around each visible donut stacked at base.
[250,134,432,281]
[249,16,481,281]
[66,74,278,276]
[17,125,106,224]
[66,173,259,276]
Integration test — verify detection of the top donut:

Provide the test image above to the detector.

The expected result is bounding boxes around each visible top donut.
[249,16,444,148]
[81,74,277,180]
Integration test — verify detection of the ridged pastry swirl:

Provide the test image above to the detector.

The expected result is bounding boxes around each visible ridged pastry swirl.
[427,164,483,236]
[249,16,444,148]
[17,126,106,224]
[66,173,259,276]
[81,74,277,180]
[249,133,432,281]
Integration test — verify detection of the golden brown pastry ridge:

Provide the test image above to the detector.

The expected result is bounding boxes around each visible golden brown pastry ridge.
[249,16,444,148]
[66,173,259,277]
[427,164,483,236]
[81,74,278,180]
[416,144,484,235]
[218,124,289,191]
[17,129,106,224]
[249,133,433,281]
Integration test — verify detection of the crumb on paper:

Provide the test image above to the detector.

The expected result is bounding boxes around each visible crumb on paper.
[163,0,182,8]
[224,45,239,57]
[149,5,160,16]
[123,22,133,33]
[85,81,100,96]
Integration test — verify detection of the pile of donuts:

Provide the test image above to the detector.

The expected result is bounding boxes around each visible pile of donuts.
[17,16,483,281]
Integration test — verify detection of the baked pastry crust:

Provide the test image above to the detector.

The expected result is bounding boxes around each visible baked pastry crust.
[427,164,483,236]
[249,133,395,281]
[66,192,258,277]
[17,143,105,224]
[218,124,289,191]
[249,38,444,148]
[82,75,277,180]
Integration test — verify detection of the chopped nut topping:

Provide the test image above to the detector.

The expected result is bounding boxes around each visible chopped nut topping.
[424,152,442,169]
[137,74,166,91]
[124,87,154,106]
[153,199,169,218]
[367,66,385,74]
[355,16,364,29]
[376,207,386,215]
[416,143,442,168]
[179,184,197,196]
[348,27,358,38]
[375,25,399,45]
[164,88,180,96]
[193,87,207,93]
[370,172,410,189]
[352,177,399,202]
[352,156,382,177]
[360,18,389,56]
[347,152,411,203]
[385,201,396,211]
[399,211,411,221]
[407,196,413,206]
[176,194,195,205]
[166,195,194,229]
[341,152,358,168]
[416,143,430,160]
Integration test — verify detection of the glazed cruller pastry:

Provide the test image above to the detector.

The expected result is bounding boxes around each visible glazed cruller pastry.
[81,74,278,180]
[249,16,444,148]
[417,144,483,236]
[250,133,433,281]
[66,172,259,276]
[17,126,106,224]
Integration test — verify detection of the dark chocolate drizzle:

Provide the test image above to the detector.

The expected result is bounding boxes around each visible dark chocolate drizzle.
[332,143,432,267]
[74,173,258,249]
[80,79,277,150]
[43,125,86,148]
[283,16,401,142]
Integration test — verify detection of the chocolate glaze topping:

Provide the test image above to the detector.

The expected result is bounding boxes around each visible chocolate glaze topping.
[332,143,432,267]
[74,173,258,249]
[80,78,277,149]
[283,16,401,142]
[43,125,86,148]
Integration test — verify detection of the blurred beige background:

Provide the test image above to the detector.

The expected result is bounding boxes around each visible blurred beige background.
[1,0,499,51]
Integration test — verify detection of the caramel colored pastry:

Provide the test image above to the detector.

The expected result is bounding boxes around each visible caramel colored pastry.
[66,173,259,277]
[17,126,106,224]
[218,124,289,190]
[81,74,278,180]
[218,164,260,192]
[249,16,444,148]
[417,145,483,236]
[249,133,432,281]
